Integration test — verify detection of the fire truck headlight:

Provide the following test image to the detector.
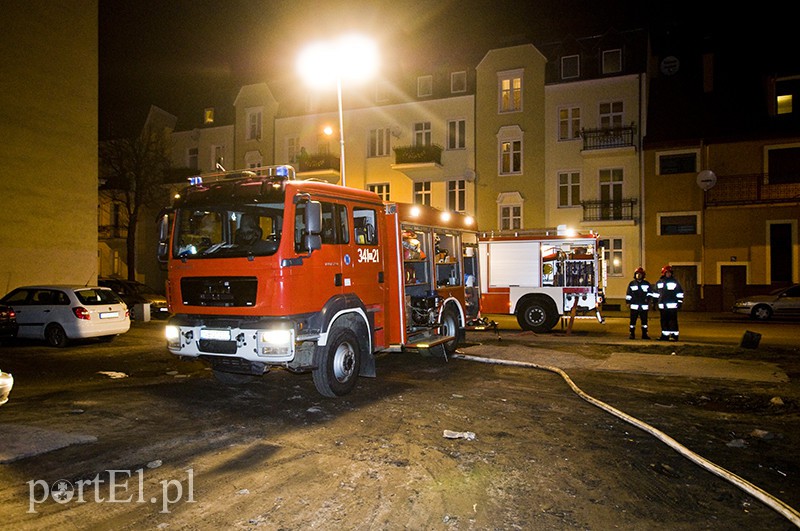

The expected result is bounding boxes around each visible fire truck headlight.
[166,325,181,347]
[257,328,295,357]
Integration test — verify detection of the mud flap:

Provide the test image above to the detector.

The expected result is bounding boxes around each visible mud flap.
[359,350,376,377]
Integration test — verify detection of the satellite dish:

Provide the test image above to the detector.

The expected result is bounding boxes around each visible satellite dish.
[696,170,717,191]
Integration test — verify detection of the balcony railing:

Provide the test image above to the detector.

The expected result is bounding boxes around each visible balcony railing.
[99,225,127,239]
[393,144,443,165]
[298,153,340,173]
[581,198,638,222]
[705,173,800,206]
[581,125,636,151]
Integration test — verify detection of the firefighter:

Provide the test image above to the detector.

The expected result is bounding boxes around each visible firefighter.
[654,265,684,341]
[625,267,652,339]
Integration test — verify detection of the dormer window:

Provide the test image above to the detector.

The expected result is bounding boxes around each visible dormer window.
[561,55,580,80]
[204,108,214,124]
[602,49,622,74]
[417,75,433,97]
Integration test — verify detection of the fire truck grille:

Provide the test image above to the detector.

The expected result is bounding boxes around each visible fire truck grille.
[181,277,257,307]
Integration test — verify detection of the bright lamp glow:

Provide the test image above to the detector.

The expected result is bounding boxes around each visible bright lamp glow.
[297,34,378,87]
[260,329,292,346]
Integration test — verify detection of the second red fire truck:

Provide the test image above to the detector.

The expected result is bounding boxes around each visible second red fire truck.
[157,166,482,397]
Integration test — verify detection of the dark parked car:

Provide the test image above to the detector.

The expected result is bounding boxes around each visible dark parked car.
[0,303,18,342]
[732,284,800,320]
[98,278,169,320]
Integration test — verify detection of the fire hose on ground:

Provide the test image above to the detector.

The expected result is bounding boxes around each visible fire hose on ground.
[452,352,800,528]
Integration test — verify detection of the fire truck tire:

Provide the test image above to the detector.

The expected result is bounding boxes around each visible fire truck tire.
[440,306,461,355]
[313,327,361,397]
[516,297,559,333]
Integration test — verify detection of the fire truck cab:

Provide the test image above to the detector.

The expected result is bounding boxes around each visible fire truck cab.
[157,166,481,397]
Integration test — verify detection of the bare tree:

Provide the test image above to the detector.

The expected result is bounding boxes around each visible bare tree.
[99,126,172,281]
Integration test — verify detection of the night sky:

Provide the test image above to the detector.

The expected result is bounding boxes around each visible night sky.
[99,1,785,139]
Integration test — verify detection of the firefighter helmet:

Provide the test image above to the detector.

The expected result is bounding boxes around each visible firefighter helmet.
[634,267,645,279]
[661,265,673,276]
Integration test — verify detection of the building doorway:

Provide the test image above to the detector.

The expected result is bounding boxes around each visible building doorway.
[721,265,747,312]
[769,222,793,284]
[671,265,697,311]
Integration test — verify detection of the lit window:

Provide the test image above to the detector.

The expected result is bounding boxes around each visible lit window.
[498,70,522,112]
[777,94,793,115]
[600,238,623,276]
[203,108,214,124]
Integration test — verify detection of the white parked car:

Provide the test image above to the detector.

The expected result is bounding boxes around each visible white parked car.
[732,284,800,321]
[0,286,131,347]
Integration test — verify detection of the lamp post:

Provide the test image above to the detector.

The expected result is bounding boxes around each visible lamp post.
[298,35,378,187]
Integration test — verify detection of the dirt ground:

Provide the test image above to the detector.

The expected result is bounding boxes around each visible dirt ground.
[1,323,800,529]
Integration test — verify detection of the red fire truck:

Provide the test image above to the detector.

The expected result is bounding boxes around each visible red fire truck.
[157,166,482,397]
[478,229,604,332]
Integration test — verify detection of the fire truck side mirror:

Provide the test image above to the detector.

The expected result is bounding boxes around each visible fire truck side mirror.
[157,213,171,263]
[304,200,322,252]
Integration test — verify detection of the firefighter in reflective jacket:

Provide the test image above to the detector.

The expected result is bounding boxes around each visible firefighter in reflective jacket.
[654,265,684,341]
[625,267,652,339]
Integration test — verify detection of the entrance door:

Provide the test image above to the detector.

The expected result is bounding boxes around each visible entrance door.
[721,265,747,312]
[770,223,793,283]
[671,265,697,311]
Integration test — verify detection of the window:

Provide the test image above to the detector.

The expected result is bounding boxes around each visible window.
[600,168,624,219]
[558,171,581,207]
[498,70,522,113]
[600,101,624,129]
[500,205,521,231]
[447,180,466,212]
[451,71,467,93]
[659,213,699,235]
[286,137,300,163]
[368,183,390,201]
[203,108,214,124]
[368,128,391,157]
[658,152,697,175]
[414,182,431,206]
[500,140,522,174]
[600,238,623,276]
[777,94,793,115]
[602,49,622,74]
[558,106,581,140]
[447,119,466,150]
[246,108,262,140]
[414,122,431,146]
[187,147,198,170]
[211,145,225,169]
[353,208,378,246]
[561,55,579,79]
[417,75,433,97]
[767,145,800,184]
[320,202,349,245]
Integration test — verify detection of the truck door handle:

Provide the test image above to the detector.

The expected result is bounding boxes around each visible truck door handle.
[335,273,342,287]
[378,271,384,283]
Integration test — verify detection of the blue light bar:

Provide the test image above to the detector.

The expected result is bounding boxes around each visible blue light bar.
[189,176,203,185]
[276,166,288,177]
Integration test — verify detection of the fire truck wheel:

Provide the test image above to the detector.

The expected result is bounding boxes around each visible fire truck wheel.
[440,306,461,355]
[313,327,361,397]
[516,297,559,333]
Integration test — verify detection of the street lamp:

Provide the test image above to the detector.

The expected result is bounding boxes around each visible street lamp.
[298,35,378,187]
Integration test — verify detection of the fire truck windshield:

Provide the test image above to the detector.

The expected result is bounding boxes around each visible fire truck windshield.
[173,204,284,259]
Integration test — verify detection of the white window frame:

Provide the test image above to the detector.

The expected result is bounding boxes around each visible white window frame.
[451,71,467,93]
[558,106,581,141]
[414,121,432,146]
[187,147,198,169]
[447,180,466,212]
[497,126,523,175]
[497,191,523,231]
[656,149,699,176]
[368,183,391,201]
[246,107,263,141]
[417,75,433,97]
[561,54,580,79]
[498,69,523,113]
[368,128,391,157]
[558,171,581,207]
[600,237,624,277]
[657,211,702,236]
[447,119,466,150]
[599,100,624,129]
[286,136,299,164]
[602,49,622,74]
[414,181,431,206]
[211,145,225,169]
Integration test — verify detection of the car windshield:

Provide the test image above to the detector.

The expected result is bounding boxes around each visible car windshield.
[173,204,284,259]
[76,289,122,305]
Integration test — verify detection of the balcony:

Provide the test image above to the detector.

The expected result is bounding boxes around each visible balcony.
[297,153,340,184]
[705,173,800,206]
[581,198,638,222]
[581,125,636,152]
[391,144,444,182]
[99,225,127,239]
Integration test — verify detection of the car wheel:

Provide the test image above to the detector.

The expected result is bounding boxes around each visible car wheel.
[312,326,360,397]
[751,305,773,321]
[45,323,68,348]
